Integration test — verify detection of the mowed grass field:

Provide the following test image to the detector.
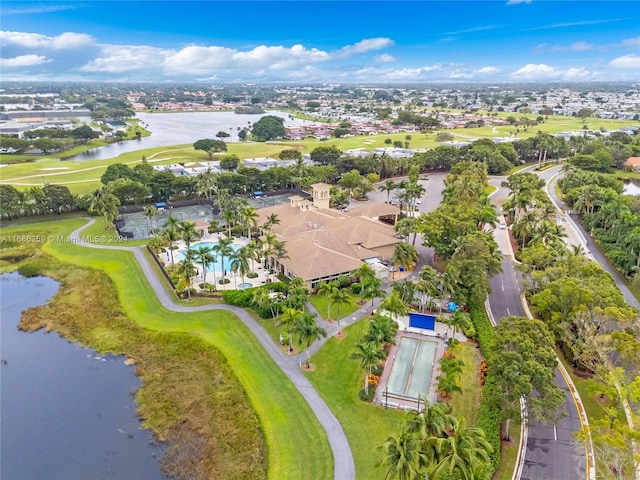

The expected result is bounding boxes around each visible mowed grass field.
[0,218,334,480]
[1,112,637,195]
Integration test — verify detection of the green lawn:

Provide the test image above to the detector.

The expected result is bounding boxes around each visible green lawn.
[308,291,365,321]
[446,341,482,426]
[305,319,406,479]
[1,218,334,480]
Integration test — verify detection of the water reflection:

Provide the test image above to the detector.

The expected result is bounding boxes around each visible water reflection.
[0,272,166,480]
[70,110,309,161]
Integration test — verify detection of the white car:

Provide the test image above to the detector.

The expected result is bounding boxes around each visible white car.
[498,221,507,230]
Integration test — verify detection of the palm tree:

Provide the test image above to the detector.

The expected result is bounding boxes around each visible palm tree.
[297,313,326,367]
[378,179,398,203]
[405,401,456,440]
[179,220,198,249]
[355,262,376,284]
[164,214,180,232]
[195,244,215,287]
[380,290,409,323]
[279,307,301,354]
[377,427,428,480]
[222,208,235,237]
[429,417,493,480]
[361,277,386,313]
[317,281,338,320]
[351,340,385,394]
[195,168,218,202]
[163,226,180,267]
[245,239,262,273]
[215,237,234,280]
[365,313,398,347]
[89,186,120,229]
[392,243,419,277]
[230,245,251,288]
[262,213,281,233]
[177,250,198,300]
[239,205,259,239]
[143,205,158,235]
[330,287,352,333]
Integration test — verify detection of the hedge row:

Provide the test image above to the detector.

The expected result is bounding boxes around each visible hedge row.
[469,303,501,474]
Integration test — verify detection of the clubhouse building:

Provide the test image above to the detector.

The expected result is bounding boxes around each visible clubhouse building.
[257,183,401,288]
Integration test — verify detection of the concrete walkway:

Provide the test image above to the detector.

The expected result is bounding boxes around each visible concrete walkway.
[69,218,355,480]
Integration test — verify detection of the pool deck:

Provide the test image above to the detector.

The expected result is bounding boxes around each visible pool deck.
[159,233,272,291]
[374,319,465,411]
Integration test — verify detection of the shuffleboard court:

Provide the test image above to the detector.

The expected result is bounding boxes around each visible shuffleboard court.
[386,337,437,400]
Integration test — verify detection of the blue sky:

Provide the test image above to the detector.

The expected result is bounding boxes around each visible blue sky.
[1,1,638,83]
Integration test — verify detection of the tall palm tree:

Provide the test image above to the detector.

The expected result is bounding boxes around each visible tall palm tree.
[230,245,251,288]
[195,168,218,202]
[317,281,338,320]
[330,287,352,333]
[163,226,180,267]
[164,214,180,232]
[377,427,428,480]
[378,179,398,203]
[279,307,301,354]
[177,250,198,300]
[143,205,158,235]
[361,277,386,313]
[297,313,326,367]
[239,205,259,239]
[365,313,398,347]
[179,220,198,249]
[89,186,120,229]
[195,244,215,287]
[215,237,234,280]
[262,213,281,233]
[351,340,385,394]
[355,262,376,284]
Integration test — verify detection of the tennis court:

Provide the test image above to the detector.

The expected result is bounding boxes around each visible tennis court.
[386,337,437,400]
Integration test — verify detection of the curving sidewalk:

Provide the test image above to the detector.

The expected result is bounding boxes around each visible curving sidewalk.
[69,218,355,480]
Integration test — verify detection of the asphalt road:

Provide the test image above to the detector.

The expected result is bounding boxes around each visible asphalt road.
[488,184,588,480]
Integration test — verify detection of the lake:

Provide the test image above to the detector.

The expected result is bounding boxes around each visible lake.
[623,180,640,196]
[70,110,312,161]
[0,272,166,480]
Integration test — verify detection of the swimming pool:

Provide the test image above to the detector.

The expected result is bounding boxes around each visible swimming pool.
[386,337,437,400]
[175,241,240,273]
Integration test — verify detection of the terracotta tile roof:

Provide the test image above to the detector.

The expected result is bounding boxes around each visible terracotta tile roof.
[624,157,640,166]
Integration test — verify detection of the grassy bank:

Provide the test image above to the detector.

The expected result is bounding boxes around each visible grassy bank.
[0,218,333,480]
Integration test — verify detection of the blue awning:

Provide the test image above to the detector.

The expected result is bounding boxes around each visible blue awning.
[253,191,263,196]
[155,202,166,208]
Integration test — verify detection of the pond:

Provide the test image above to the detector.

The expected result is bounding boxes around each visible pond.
[69,110,313,161]
[0,272,166,479]
[623,180,640,196]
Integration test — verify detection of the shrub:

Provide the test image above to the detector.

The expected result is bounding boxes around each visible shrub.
[358,388,375,402]
[351,282,362,294]
[247,272,259,279]
[218,278,231,285]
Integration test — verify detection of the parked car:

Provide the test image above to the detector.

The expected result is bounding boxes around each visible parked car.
[498,221,507,230]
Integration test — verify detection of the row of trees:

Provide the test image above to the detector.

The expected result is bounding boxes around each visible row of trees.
[559,166,640,279]
[502,171,640,478]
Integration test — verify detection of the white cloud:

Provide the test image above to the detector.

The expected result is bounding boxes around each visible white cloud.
[233,44,330,70]
[338,37,394,56]
[0,30,94,49]
[553,41,593,52]
[511,63,558,80]
[374,54,396,63]
[609,54,640,69]
[511,63,594,81]
[81,45,169,72]
[445,26,497,35]
[618,36,640,49]
[0,54,49,67]
[475,66,500,74]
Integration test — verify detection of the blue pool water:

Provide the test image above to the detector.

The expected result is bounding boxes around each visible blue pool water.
[176,241,240,273]
[238,283,253,290]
